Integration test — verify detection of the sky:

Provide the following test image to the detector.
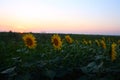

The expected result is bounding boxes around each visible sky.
[0,0,120,35]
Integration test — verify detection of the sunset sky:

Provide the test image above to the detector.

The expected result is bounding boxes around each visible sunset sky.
[0,0,120,35]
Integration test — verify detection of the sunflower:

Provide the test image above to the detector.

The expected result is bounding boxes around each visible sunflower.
[100,40,106,49]
[51,34,62,50]
[118,40,120,44]
[88,40,92,45]
[22,34,37,49]
[95,40,100,47]
[75,40,79,44]
[65,35,73,44]
[111,43,117,62]
[83,39,88,45]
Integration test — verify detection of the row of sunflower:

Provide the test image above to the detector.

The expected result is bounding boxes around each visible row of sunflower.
[22,34,73,50]
[82,38,118,62]
[22,33,119,62]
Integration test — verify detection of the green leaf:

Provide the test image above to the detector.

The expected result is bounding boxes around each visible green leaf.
[81,62,97,74]
[87,62,96,68]
[44,70,56,80]
[1,67,16,74]
[97,61,104,69]
[95,55,104,60]
[55,69,72,78]
[16,73,31,80]
[77,76,88,80]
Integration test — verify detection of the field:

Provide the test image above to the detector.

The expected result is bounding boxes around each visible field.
[0,32,120,80]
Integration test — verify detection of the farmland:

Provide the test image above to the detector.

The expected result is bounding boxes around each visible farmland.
[0,32,120,80]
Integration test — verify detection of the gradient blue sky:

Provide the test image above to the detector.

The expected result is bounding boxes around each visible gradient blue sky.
[0,0,120,35]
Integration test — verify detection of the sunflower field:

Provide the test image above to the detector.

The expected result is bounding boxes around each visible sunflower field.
[0,32,120,80]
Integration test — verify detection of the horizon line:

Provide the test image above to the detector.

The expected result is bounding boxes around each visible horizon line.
[0,31,120,36]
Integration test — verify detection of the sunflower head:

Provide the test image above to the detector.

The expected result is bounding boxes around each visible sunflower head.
[118,40,120,44]
[102,37,105,41]
[95,40,100,47]
[75,40,79,44]
[88,40,92,45]
[100,40,106,49]
[22,34,37,49]
[83,39,88,45]
[65,35,73,44]
[51,34,62,50]
[111,43,117,62]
